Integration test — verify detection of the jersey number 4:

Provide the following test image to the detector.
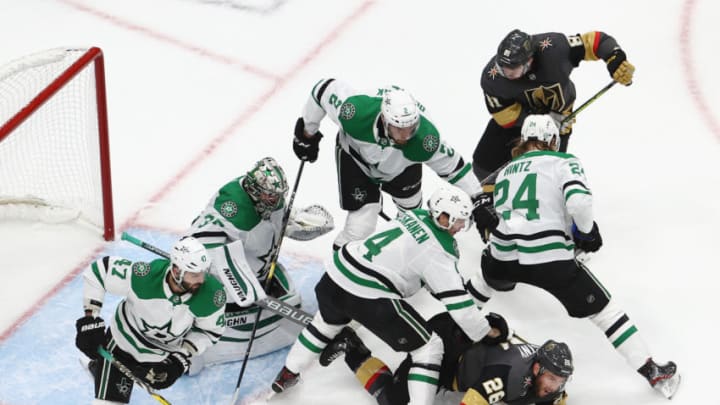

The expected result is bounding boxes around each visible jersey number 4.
[362,228,403,262]
[494,173,539,220]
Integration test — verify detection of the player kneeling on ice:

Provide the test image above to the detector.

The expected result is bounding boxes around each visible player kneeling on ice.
[320,312,572,405]
[182,156,333,374]
[272,186,507,405]
[75,236,226,404]
[467,115,680,399]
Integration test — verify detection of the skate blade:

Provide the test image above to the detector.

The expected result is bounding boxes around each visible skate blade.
[656,373,681,399]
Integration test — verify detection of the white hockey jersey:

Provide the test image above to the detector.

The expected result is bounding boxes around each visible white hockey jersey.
[82,257,226,363]
[301,78,482,196]
[489,150,594,264]
[327,209,490,341]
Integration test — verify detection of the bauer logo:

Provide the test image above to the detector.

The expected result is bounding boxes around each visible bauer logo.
[132,262,150,277]
[340,102,356,120]
[422,134,439,152]
[220,201,238,218]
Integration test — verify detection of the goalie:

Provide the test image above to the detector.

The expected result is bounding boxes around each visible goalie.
[182,156,333,374]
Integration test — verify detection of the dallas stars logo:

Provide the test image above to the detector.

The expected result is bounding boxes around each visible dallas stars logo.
[220,201,238,218]
[450,195,460,203]
[539,37,553,51]
[352,187,367,203]
[422,134,439,152]
[213,289,227,307]
[132,261,150,277]
[340,102,356,120]
[116,377,132,397]
[140,319,184,344]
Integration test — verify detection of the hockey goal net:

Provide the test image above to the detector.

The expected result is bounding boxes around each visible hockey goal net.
[0,47,115,240]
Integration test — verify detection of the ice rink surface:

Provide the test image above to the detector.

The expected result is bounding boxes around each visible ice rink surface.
[0,0,718,403]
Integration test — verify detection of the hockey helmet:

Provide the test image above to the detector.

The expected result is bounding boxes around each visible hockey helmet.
[496,29,534,68]
[521,115,560,151]
[536,339,574,378]
[381,87,420,144]
[427,187,473,232]
[170,236,211,286]
[243,157,289,219]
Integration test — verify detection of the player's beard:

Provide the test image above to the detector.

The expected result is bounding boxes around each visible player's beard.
[182,280,202,294]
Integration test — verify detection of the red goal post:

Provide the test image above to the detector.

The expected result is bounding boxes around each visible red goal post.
[0,47,115,240]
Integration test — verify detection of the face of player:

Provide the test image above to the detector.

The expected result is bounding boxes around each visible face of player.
[533,365,568,398]
[386,123,417,146]
[437,213,468,236]
[501,57,533,80]
[258,190,283,210]
[179,268,206,294]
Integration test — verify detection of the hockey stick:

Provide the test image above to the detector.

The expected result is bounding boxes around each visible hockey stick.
[120,232,314,327]
[230,160,305,405]
[561,81,617,126]
[97,346,172,405]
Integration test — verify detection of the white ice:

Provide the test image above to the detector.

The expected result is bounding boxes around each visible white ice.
[1,0,718,404]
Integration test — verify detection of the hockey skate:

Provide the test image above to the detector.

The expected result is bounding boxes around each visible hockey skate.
[637,358,681,399]
[319,326,369,367]
[271,366,300,394]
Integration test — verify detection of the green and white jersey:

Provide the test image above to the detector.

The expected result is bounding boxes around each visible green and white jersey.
[490,150,594,265]
[302,78,482,196]
[327,209,490,341]
[83,257,226,363]
[186,175,284,281]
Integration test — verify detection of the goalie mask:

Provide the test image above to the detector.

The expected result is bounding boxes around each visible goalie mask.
[381,87,420,146]
[243,157,289,219]
[170,236,211,293]
[427,187,473,233]
[521,115,560,151]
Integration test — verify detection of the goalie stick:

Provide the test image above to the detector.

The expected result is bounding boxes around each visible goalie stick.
[97,346,172,405]
[120,232,314,327]
[230,161,306,405]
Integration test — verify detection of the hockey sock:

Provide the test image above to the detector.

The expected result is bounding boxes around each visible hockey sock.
[354,357,393,396]
[589,300,651,369]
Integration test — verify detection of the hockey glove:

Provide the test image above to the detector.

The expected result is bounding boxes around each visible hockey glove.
[480,312,509,345]
[137,352,189,390]
[605,49,635,86]
[472,192,499,243]
[293,117,323,162]
[75,315,106,360]
[572,221,603,253]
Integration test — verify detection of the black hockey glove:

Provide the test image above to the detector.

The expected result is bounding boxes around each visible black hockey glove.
[472,192,499,243]
[572,221,603,253]
[75,315,106,360]
[293,117,323,162]
[136,352,189,390]
[605,49,634,86]
[480,312,509,345]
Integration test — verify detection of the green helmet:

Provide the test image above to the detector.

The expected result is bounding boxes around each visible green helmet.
[242,157,289,219]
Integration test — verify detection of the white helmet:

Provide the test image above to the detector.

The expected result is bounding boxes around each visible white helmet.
[521,114,560,151]
[170,236,211,284]
[426,187,473,232]
[381,87,420,131]
[242,157,289,219]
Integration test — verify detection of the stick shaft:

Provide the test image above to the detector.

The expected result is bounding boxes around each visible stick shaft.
[230,161,306,404]
[562,81,617,124]
[121,231,314,326]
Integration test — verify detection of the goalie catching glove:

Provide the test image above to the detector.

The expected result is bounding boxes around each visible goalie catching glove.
[286,204,334,241]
